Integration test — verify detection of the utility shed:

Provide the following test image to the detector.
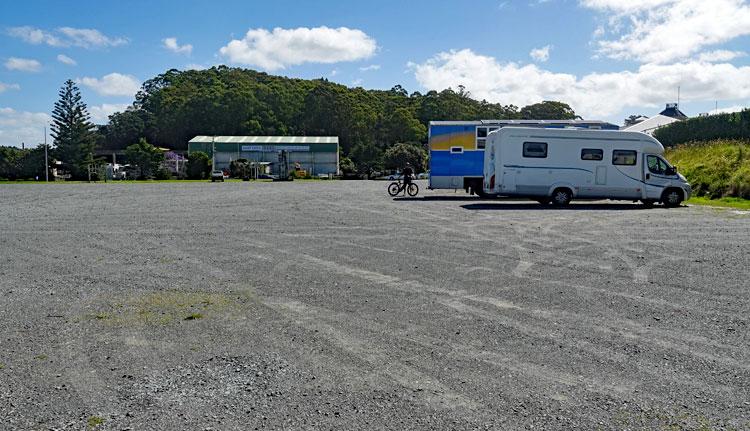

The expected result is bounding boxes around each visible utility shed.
[188,136,339,176]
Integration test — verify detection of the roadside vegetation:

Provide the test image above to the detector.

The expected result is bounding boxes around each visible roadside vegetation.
[654,109,750,147]
[665,140,750,200]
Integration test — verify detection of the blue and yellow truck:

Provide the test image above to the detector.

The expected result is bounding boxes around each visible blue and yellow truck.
[428,120,619,196]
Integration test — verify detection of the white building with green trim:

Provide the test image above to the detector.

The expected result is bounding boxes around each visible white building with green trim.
[188,136,339,176]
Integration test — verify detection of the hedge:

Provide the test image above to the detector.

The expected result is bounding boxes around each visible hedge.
[654,109,750,147]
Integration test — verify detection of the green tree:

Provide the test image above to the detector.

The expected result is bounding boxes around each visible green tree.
[51,80,97,179]
[124,138,164,179]
[520,101,578,120]
[186,151,211,179]
[0,146,24,180]
[18,145,52,180]
[383,143,428,173]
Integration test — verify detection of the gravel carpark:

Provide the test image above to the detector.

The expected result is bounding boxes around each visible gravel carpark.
[0,180,748,430]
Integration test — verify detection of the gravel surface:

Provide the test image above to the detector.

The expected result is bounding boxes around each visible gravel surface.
[0,180,748,430]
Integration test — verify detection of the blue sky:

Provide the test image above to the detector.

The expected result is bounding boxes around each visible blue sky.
[2,0,750,147]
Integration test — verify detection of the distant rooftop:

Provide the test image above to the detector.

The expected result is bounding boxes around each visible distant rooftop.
[659,103,688,120]
[189,136,338,144]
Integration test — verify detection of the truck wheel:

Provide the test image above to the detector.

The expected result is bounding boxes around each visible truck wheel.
[662,188,683,208]
[551,188,572,206]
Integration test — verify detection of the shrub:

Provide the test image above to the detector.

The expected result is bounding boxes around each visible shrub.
[186,151,211,179]
[154,167,172,180]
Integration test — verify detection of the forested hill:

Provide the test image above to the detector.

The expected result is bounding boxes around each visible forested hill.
[99,66,578,158]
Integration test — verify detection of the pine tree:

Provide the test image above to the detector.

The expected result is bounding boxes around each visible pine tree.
[51,80,96,179]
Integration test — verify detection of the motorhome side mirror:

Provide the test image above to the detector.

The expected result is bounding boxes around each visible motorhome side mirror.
[665,167,676,176]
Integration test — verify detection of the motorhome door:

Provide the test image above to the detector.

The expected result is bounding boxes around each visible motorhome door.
[643,154,676,199]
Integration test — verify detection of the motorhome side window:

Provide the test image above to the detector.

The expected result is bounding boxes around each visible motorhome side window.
[476,127,487,149]
[647,155,670,174]
[523,142,547,158]
[581,148,603,160]
[612,150,637,166]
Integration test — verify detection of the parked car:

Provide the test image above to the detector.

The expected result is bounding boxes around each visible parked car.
[417,172,429,179]
[211,170,225,182]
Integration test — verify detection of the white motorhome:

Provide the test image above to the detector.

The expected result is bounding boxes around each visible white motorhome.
[483,127,692,207]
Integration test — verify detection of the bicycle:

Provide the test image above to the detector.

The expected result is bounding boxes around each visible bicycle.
[388,178,419,197]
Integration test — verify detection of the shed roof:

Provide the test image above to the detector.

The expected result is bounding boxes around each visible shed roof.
[189,136,338,144]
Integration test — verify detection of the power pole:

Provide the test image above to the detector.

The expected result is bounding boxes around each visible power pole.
[44,127,49,182]
[212,136,216,169]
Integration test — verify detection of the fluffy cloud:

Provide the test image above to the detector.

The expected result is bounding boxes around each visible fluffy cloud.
[4,57,41,72]
[7,26,127,49]
[411,49,750,118]
[56,54,77,66]
[696,50,746,62]
[88,103,130,124]
[0,107,51,147]
[582,0,750,64]
[219,26,377,71]
[529,45,552,62]
[163,37,192,55]
[79,73,141,97]
[0,82,20,93]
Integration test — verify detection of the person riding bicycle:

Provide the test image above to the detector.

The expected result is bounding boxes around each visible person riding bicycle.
[402,163,414,187]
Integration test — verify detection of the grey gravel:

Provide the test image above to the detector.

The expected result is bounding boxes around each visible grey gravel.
[0,180,748,430]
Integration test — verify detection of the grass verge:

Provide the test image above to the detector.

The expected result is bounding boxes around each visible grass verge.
[686,196,750,210]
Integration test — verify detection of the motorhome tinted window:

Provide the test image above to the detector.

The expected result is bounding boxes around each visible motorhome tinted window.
[523,142,548,158]
[581,148,603,160]
[477,127,488,138]
[451,147,463,153]
[612,150,637,165]
[477,139,486,149]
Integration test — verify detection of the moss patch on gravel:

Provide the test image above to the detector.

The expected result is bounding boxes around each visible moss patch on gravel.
[84,290,252,326]
[87,415,105,428]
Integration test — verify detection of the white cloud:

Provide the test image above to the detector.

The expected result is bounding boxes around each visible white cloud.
[56,54,77,66]
[79,73,141,97]
[359,64,381,71]
[184,63,207,71]
[163,37,192,55]
[7,26,63,46]
[352,78,363,86]
[0,107,51,147]
[0,82,20,93]
[6,26,127,49]
[330,69,339,77]
[697,50,746,62]
[710,104,749,115]
[530,45,552,62]
[219,26,377,71]
[4,57,41,72]
[582,0,750,64]
[88,103,130,124]
[411,48,750,118]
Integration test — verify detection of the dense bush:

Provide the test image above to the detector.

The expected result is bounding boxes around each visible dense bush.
[0,145,52,180]
[154,167,172,180]
[186,151,211,179]
[654,110,750,147]
[665,140,750,199]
